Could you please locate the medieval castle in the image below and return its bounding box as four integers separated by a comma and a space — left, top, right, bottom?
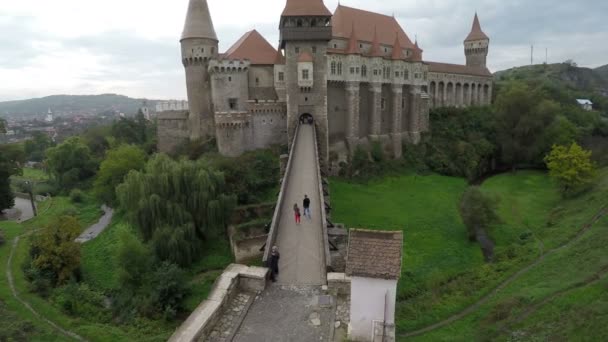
158, 0, 493, 164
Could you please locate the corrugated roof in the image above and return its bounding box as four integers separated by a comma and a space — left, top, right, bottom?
224, 30, 277, 65
465, 13, 489, 42
346, 229, 403, 280
426, 61, 492, 77
281, 0, 332, 17
332, 5, 415, 50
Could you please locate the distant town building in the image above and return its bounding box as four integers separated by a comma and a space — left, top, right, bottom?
156, 100, 189, 113
576, 99, 593, 111
346, 229, 403, 342
45, 108, 54, 123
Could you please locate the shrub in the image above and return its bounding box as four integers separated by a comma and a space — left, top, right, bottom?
52, 282, 110, 322
33, 182, 58, 196
69, 189, 85, 203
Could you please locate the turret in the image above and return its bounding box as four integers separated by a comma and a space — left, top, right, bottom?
279, 0, 332, 48
181, 0, 219, 140
464, 13, 489, 68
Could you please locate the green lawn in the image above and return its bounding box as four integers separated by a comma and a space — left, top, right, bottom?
331, 171, 565, 332
12, 167, 49, 182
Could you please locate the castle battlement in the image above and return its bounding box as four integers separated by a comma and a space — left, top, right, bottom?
209, 59, 250, 73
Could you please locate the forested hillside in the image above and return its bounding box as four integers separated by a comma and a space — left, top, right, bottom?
495, 63, 608, 93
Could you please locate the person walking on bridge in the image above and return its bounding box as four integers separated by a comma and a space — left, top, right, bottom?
269, 246, 280, 282
293, 203, 301, 224
303, 195, 311, 220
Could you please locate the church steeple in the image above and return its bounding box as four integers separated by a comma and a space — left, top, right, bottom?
181, 0, 217, 41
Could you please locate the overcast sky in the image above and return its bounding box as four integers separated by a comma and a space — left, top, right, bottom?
1, 0, 606, 102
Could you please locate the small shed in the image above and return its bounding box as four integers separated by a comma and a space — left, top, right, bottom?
346, 229, 403, 342
576, 99, 593, 111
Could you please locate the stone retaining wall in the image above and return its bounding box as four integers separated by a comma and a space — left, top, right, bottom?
168, 264, 268, 342
327, 272, 351, 296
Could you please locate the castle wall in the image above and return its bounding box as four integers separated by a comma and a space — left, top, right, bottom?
381, 84, 393, 135
215, 112, 252, 157
210, 63, 249, 112
249, 66, 277, 100
157, 111, 190, 153
327, 82, 347, 144
248, 101, 288, 149
428, 73, 493, 108
358, 83, 371, 138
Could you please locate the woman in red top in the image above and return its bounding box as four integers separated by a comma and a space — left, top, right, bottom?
293, 203, 301, 224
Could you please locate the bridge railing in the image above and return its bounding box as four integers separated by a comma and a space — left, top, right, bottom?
263, 120, 301, 265
312, 124, 332, 272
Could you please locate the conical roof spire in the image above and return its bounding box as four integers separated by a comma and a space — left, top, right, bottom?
346, 23, 360, 54
370, 26, 383, 57
391, 33, 404, 60
181, 0, 217, 41
465, 13, 489, 41
410, 40, 423, 62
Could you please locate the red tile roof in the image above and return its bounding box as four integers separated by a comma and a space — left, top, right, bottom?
465, 13, 489, 41
369, 27, 384, 57
332, 5, 415, 50
346, 229, 403, 280
346, 23, 360, 55
224, 30, 278, 65
426, 61, 492, 77
391, 33, 404, 60
298, 51, 314, 62
409, 40, 423, 62
281, 0, 331, 17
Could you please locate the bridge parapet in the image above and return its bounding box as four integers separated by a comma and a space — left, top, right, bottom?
312, 124, 332, 271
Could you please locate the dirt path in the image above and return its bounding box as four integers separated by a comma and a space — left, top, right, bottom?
399, 206, 608, 338
6, 232, 87, 341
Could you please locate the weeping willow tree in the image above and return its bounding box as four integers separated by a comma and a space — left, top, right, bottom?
117, 154, 235, 266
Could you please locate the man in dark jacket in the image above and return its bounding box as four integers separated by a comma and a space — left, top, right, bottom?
270, 246, 280, 282
303, 195, 311, 220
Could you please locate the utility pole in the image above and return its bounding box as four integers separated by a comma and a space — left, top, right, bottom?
531, 45, 534, 65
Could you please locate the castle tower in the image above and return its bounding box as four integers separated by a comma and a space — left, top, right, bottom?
279, 0, 333, 164
181, 0, 219, 140
464, 13, 489, 68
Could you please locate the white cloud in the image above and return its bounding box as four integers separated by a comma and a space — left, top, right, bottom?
0, 0, 606, 101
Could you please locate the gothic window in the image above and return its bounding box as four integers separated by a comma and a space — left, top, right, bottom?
331, 61, 336, 75
373, 69, 378, 76
337, 62, 343, 75
302, 69, 309, 80
404, 70, 409, 80
356, 67, 360, 74
278, 72, 284, 81
361, 65, 367, 77
350, 67, 355, 74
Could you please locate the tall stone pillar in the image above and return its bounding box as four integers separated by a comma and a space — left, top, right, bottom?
459, 84, 464, 107
471, 84, 477, 106
433, 83, 438, 109
346, 81, 360, 151
452, 84, 457, 107
408, 86, 421, 143
369, 83, 382, 139
390, 85, 403, 158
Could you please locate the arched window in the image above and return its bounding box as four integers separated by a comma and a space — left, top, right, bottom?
337, 62, 343, 75
331, 61, 336, 75
361, 65, 367, 77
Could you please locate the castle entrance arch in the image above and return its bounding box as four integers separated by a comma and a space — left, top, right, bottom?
299, 113, 314, 125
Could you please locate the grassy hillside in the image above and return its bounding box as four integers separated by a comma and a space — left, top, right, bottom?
596, 64, 608, 81
0, 94, 161, 119
331, 168, 608, 339
495, 63, 608, 92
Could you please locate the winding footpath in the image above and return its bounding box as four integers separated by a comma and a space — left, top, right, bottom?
399, 206, 608, 339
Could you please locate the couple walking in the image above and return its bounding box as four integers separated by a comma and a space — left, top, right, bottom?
293, 195, 311, 224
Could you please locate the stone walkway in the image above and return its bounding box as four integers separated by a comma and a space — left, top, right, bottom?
202, 292, 254, 342
1, 197, 36, 222
274, 124, 325, 286
233, 285, 333, 342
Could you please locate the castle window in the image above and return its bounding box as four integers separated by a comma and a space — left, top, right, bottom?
334, 43, 337, 48
359, 44, 363, 49
228, 98, 237, 110
361, 65, 367, 76
350, 67, 355, 75
302, 69, 310, 80
305, 97, 308, 102
312, 46, 317, 54
297, 19, 303, 27
278, 72, 284, 81
201, 48, 204, 53
381, 98, 386, 110
395, 72, 399, 77
295, 47, 300, 54
337, 62, 342, 75
311, 19, 316, 27
331, 61, 336, 75
228, 76, 232, 82
256, 77, 260, 85
404, 70, 409, 80
356, 67, 360, 74
373, 69, 378, 76
423, 72, 428, 80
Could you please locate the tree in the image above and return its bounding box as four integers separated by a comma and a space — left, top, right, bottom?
24, 132, 52, 162
28, 216, 81, 287
117, 154, 236, 266
544, 142, 596, 195
0, 143, 25, 211
94, 145, 146, 205
459, 187, 500, 241
45, 137, 96, 189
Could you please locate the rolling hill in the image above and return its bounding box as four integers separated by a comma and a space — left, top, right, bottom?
0, 94, 161, 119
495, 62, 608, 92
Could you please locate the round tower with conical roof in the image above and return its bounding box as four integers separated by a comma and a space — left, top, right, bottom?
464, 13, 489, 68
181, 0, 219, 140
